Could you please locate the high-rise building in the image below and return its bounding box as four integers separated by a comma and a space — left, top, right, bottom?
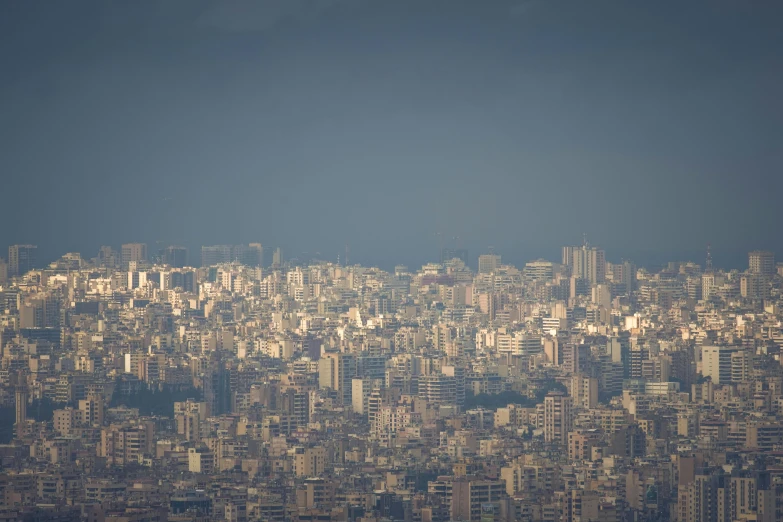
367, 388, 383, 428
203, 364, 232, 416
162, 245, 188, 268
187, 446, 215, 474
230, 244, 256, 267
246, 243, 263, 267
701, 346, 737, 384
740, 273, 769, 300
748, 250, 775, 277
120, 243, 147, 268
591, 283, 612, 309
96, 246, 118, 268
731, 350, 753, 383
279, 387, 311, 428
417, 373, 457, 406
8, 244, 37, 277
745, 251, 774, 301
293, 446, 327, 478
478, 254, 501, 274
450, 478, 507, 522
201, 244, 263, 267
417, 364, 466, 406
272, 247, 283, 268
607, 260, 636, 295
562, 246, 575, 267
201, 245, 233, 267
100, 421, 155, 466
352, 377, 373, 415
543, 391, 572, 446
79, 392, 105, 426
569, 375, 599, 409
20, 295, 60, 328
563, 244, 605, 284
629, 346, 649, 380
701, 272, 725, 302
524, 259, 554, 280
15, 388, 28, 439
428, 476, 507, 522
676, 468, 774, 522
160, 269, 196, 292
567, 490, 601, 522
318, 352, 356, 405
610, 424, 646, 458
441, 248, 469, 265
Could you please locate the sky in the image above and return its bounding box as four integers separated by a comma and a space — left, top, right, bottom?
1, 0, 782, 270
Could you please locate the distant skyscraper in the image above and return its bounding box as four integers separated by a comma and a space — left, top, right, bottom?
562, 246, 575, 267
272, 247, 283, 268
8, 244, 37, 277
97, 246, 119, 268
478, 254, 501, 274
607, 260, 636, 296
235, 243, 262, 267
441, 248, 468, 265
621, 260, 636, 294
121, 243, 147, 268
232, 244, 250, 265
202, 355, 232, 416
563, 244, 605, 284
748, 250, 775, 277
162, 245, 188, 268
201, 245, 232, 267
543, 391, 572, 446
201, 244, 262, 267
247, 243, 263, 267
15, 387, 28, 439
524, 259, 554, 280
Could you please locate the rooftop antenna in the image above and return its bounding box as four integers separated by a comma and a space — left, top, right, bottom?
582, 232, 588, 247
706, 243, 713, 272
345, 244, 349, 266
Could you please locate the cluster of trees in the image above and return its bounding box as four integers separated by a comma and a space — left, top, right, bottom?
0, 398, 65, 443
110, 385, 202, 417
0, 382, 202, 443
465, 379, 567, 410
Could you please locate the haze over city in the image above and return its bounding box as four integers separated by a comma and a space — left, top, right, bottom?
2, 0, 782, 269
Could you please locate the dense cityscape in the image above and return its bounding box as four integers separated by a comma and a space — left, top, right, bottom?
0, 241, 782, 522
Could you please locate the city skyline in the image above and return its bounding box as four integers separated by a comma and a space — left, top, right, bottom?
1, 239, 780, 274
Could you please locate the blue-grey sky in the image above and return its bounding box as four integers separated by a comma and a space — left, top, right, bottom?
1, 0, 782, 269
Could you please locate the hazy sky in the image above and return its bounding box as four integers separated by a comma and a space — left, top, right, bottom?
1, 0, 781, 269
